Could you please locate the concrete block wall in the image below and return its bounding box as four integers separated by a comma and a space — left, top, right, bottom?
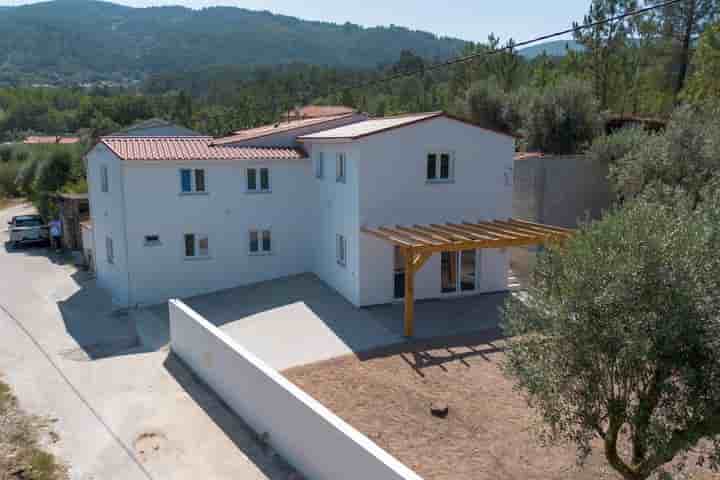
169, 299, 423, 480
513, 154, 613, 228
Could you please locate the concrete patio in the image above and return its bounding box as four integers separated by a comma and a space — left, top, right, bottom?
143, 273, 508, 370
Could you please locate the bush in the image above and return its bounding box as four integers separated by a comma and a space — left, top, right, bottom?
454, 79, 519, 135
523, 78, 603, 155
0, 160, 21, 197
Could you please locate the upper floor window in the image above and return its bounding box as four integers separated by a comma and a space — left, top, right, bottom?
247, 167, 270, 193
184, 233, 209, 259
315, 152, 324, 179
100, 165, 109, 193
180, 168, 206, 194
249, 229, 272, 255
426, 152, 453, 183
336, 153, 346, 183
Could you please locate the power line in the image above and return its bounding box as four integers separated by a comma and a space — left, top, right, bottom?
319, 0, 685, 100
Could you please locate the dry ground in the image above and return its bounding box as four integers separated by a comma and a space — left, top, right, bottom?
284, 336, 720, 480
1, 378, 67, 480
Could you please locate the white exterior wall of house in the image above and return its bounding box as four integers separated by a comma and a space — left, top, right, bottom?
119, 158, 314, 306
86, 144, 131, 307
355, 117, 513, 306
306, 143, 362, 305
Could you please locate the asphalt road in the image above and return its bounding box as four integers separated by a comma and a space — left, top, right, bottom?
0, 203, 293, 480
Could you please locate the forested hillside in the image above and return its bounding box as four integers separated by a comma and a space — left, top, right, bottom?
0, 0, 467, 85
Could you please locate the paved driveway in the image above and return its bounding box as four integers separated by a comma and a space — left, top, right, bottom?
145, 273, 507, 370
0, 203, 292, 480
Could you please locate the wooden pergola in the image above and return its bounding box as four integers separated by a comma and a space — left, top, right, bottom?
361, 218, 573, 337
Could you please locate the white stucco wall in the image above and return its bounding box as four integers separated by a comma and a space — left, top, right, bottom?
86, 144, 130, 307
306, 142, 361, 305
350, 116, 514, 306
120, 157, 314, 306
169, 299, 422, 480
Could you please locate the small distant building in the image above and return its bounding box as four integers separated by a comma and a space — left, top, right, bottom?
283, 105, 356, 121
604, 115, 666, 134
24, 136, 81, 145
107, 118, 204, 137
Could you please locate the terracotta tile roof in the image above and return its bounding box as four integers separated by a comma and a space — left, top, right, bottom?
514, 152, 544, 161
298, 111, 518, 141
284, 105, 355, 119
213, 113, 357, 145
101, 137, 307, 161
24, 136, 81, 144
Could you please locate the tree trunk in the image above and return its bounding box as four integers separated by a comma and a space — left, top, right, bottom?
675, 0, 697, 97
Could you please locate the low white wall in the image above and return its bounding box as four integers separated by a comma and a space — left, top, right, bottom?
169, 299, 423, 480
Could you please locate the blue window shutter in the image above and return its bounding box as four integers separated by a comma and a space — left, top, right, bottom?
181, 169, 192, 192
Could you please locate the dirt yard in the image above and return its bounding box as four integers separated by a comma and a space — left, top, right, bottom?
1, 377, 67, 480
284, 335, 719, 480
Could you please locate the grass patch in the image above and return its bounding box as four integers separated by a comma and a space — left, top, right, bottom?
0, 378, 67, 480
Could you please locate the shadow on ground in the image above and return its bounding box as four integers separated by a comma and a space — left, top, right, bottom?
163, 353, 297, 479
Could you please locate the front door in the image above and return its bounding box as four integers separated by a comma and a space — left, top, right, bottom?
442, 249, 477, 293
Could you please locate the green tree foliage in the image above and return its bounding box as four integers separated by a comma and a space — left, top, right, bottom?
682, 23, 720, 103
609, 103, 720, 205
648, 0, 719, 97
502, 195, 720, 480
522, 78, 603, 154
574, 0, 639, 109
452, 80, 519, 135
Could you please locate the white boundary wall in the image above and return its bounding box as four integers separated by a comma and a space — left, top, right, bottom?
169, 299, 423, 480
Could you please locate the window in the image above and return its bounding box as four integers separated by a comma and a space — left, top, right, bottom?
315, 152, 324, 179
336, 234, 347, 266
247, 168, 270, 192
184, 233, 209, 258
336, 153, 346, 183
249, 230, 272, 254
100, 165, 109, 193
105, 236, 114, 264
426, 152, 453, 182
144, 235, 161, 246
180, 168, 206, 193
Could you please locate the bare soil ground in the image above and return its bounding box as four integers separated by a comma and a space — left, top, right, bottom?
284, 337, 719, 480
1, 378, 67, 480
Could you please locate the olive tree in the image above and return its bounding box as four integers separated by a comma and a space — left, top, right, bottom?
502, 195, 720, 479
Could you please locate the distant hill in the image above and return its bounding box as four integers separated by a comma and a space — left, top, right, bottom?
519, 40, 585, 59
0, 0, 468, 86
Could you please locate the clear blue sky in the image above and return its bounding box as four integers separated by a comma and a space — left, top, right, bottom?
0, 0, 590, 43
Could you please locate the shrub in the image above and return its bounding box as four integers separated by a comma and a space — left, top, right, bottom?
523, 78, 603, 155
0, 160, 21, 197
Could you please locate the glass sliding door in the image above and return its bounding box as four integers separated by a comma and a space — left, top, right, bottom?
460, 249, 476, 291
394, 246, 405, 299
441, 251, 458, 293
442, 249, 478, 293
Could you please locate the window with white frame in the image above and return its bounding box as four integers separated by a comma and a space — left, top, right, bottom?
336, 153, 346, 183
426, 152, 454, 182
248, 229, 272, 254
105, 236, 114, 264
336, 234, 347, 266
100, 165, 109, 193
315, 151, 324, 179
180, 168, 206, 193
184, 233, 209, 258
247, 167, 270, 192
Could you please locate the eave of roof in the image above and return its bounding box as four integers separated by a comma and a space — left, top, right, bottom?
212, 113, 358, 146
100, 136, 307, 162
297, 111, 518, 142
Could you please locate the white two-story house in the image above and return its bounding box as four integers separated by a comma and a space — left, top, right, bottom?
86, 111, 517, 309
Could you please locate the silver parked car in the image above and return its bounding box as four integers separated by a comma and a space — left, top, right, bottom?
8, 214, 49, 247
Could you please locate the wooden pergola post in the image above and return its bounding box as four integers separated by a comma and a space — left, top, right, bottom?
404, 247, 415, 337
